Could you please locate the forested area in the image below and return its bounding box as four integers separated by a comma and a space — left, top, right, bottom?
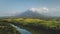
0, 22, 21, 34
1, 18, 60, 34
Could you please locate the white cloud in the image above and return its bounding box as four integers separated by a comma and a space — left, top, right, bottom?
29, 8, 49, 13
49, 7, 60, 11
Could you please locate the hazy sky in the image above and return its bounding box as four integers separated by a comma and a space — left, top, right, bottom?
0, 0, 60, 17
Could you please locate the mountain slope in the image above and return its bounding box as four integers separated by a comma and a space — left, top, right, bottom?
16, 10, 47, 19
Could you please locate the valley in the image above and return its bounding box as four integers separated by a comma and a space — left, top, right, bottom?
0, 0, 60, 34
0, 18, 60, 34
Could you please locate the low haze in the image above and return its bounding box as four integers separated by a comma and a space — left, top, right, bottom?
0, 0, 60, 17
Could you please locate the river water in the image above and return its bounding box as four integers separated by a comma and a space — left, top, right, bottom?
10, 24, 32, 34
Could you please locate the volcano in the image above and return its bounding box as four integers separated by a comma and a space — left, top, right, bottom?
16, 9, 46, 18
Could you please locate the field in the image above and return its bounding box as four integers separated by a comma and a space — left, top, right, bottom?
1, 18, 60, 34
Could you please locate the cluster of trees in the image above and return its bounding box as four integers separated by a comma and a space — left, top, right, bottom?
0, 22, 21, 34
1, 18, 60, 34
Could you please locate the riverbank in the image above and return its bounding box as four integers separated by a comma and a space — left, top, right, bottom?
0, 22, 21, 34
11, 23, 52, 34
10, 24, 32, 34
11, 22, 60, 34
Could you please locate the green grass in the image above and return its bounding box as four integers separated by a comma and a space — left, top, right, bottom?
1, 18, 60, 34
5, 18, 60, 29
0, 22, 21, 34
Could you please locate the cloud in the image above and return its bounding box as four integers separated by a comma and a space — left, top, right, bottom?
29, 7, 60, 16
48, 7, 60, 11
29, 8, 49, 13
44, 7, 60, 16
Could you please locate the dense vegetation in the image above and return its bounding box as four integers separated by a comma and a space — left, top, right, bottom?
1, 18, 60, 34
0, 22, 21, 34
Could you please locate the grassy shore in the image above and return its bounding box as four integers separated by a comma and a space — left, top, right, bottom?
0, 22, 21, 34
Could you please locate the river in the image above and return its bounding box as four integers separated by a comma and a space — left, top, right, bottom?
10, 24, 32, 34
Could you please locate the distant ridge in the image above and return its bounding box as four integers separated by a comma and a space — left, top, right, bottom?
15, 10, 47, 19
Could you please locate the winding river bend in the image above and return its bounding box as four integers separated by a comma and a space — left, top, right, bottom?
10, 24, 32, 34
